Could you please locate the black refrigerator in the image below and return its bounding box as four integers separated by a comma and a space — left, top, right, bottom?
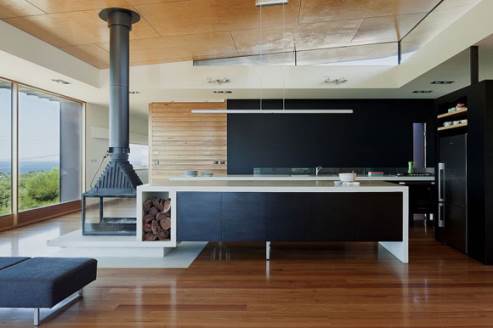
438, 134, 468, 253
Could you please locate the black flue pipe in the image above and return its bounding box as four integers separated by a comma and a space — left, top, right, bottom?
99, 8, 140, 160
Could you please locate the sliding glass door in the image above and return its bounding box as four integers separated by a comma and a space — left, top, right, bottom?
0, 79, 12, 216
18, 87, 61, 210
18, 86, 82, 211
0, 79, 83, 220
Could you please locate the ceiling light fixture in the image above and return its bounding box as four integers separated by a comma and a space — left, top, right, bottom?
207, 78, 231, 85
51, 78, 70, 85
413, 90, 433, 94
431, 80, 455, 85
212, 90, 233, 94
256, 0, 288, 7
323, 77, 348, 85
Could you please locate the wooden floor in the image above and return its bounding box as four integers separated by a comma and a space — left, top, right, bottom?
0, 213, 492, 327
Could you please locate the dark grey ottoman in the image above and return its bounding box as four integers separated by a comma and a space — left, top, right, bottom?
0, 257, 97, 326
0, 257, 30, 270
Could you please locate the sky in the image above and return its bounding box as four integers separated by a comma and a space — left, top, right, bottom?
18, 91, 60, 163
0, 86, 11, 163
0, 86, 60, 164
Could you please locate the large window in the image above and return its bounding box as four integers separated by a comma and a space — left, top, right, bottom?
0, 80, 84, 217
18, 87, 61, 210
0, 79, 12, 216
18, 86, 82, 211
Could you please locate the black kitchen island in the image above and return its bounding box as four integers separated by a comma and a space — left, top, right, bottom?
137, 180, 409, 263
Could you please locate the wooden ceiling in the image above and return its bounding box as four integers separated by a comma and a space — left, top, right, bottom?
0, 0, 453, 68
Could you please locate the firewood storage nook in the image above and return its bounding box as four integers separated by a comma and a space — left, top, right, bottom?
137, 190, 176, 246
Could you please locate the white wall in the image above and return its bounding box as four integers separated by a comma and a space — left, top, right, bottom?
85, 103, 148, 190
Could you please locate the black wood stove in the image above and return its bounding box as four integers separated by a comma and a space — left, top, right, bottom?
82, 8, 142, 236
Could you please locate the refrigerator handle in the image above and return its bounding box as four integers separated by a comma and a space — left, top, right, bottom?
438, 162, 445, 202
438, 203, 445, 228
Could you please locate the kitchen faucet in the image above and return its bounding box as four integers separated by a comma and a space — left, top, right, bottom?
315, 166, 323, 176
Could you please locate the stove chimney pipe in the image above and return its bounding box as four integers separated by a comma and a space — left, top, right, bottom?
99, 8, 140, 160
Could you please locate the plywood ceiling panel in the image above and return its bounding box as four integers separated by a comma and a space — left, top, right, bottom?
295, 19, 362, 50
232, 28, 295, 55
26, 0, 134, 13
0, 0, 475, 67
135, 0, 217, 36
0, 0, 44, 19
5, 9, 159, 47
62, 43, 110, 68
352, 13, 426, 44
209, 0, 300, 32
110, 32, 238, 66
300, 0, 441, 24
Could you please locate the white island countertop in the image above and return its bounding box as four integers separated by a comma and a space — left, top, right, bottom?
169, 174, 434, 182
141, 180, 408, 193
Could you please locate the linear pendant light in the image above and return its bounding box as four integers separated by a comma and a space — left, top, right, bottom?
191, 109, 354, 114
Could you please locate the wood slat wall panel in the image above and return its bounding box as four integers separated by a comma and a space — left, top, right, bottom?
149, 102, 227, 183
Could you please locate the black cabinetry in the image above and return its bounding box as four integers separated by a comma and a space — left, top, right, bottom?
221, 193, 266, 241
176, 192, 403, 243
435, 81, 493, 264
176, 193, 221, 241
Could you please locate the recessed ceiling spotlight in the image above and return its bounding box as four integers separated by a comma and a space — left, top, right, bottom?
129, 91, 140, 95
213, 90, 233, 94
431, 80, 455, 85
51, 78, 70, 85
256, 0, 288, 6
323, 77, 348, 85
207, 78, 231, 85
413, 90, 433, 94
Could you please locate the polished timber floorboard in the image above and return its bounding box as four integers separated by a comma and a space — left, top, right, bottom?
1, 211, 493, 327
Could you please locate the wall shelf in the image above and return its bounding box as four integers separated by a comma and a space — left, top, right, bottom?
437, 123, 468, 131
437, 108, 468, 119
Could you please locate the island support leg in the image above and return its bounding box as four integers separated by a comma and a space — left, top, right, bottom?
378, 188, 409, 263
266, 241, 271, 261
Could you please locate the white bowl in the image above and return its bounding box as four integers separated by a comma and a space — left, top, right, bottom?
339, 173, 356, 182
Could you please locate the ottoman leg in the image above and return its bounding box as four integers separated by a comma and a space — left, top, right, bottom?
32, 289, 83, 326
34, 308, 40, 326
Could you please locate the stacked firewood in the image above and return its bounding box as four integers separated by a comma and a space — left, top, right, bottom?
142, 198, 171, 241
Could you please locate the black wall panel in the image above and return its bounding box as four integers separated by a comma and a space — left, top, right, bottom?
227, 99, 435, 174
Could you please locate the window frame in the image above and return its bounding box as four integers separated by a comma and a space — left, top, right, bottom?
0, 76, 85, 228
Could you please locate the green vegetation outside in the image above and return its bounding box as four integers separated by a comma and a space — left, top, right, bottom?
0, 168, 60, 215
0, 172, 10, 215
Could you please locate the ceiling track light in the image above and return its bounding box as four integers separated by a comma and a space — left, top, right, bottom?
207, 77, 231, 85
129, 90, 140, 95
431, 80, 455, 85
323, 77, 348, 85
51, 78, 70, 85
212, 90, 233, 94
413, 90, 433, 94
